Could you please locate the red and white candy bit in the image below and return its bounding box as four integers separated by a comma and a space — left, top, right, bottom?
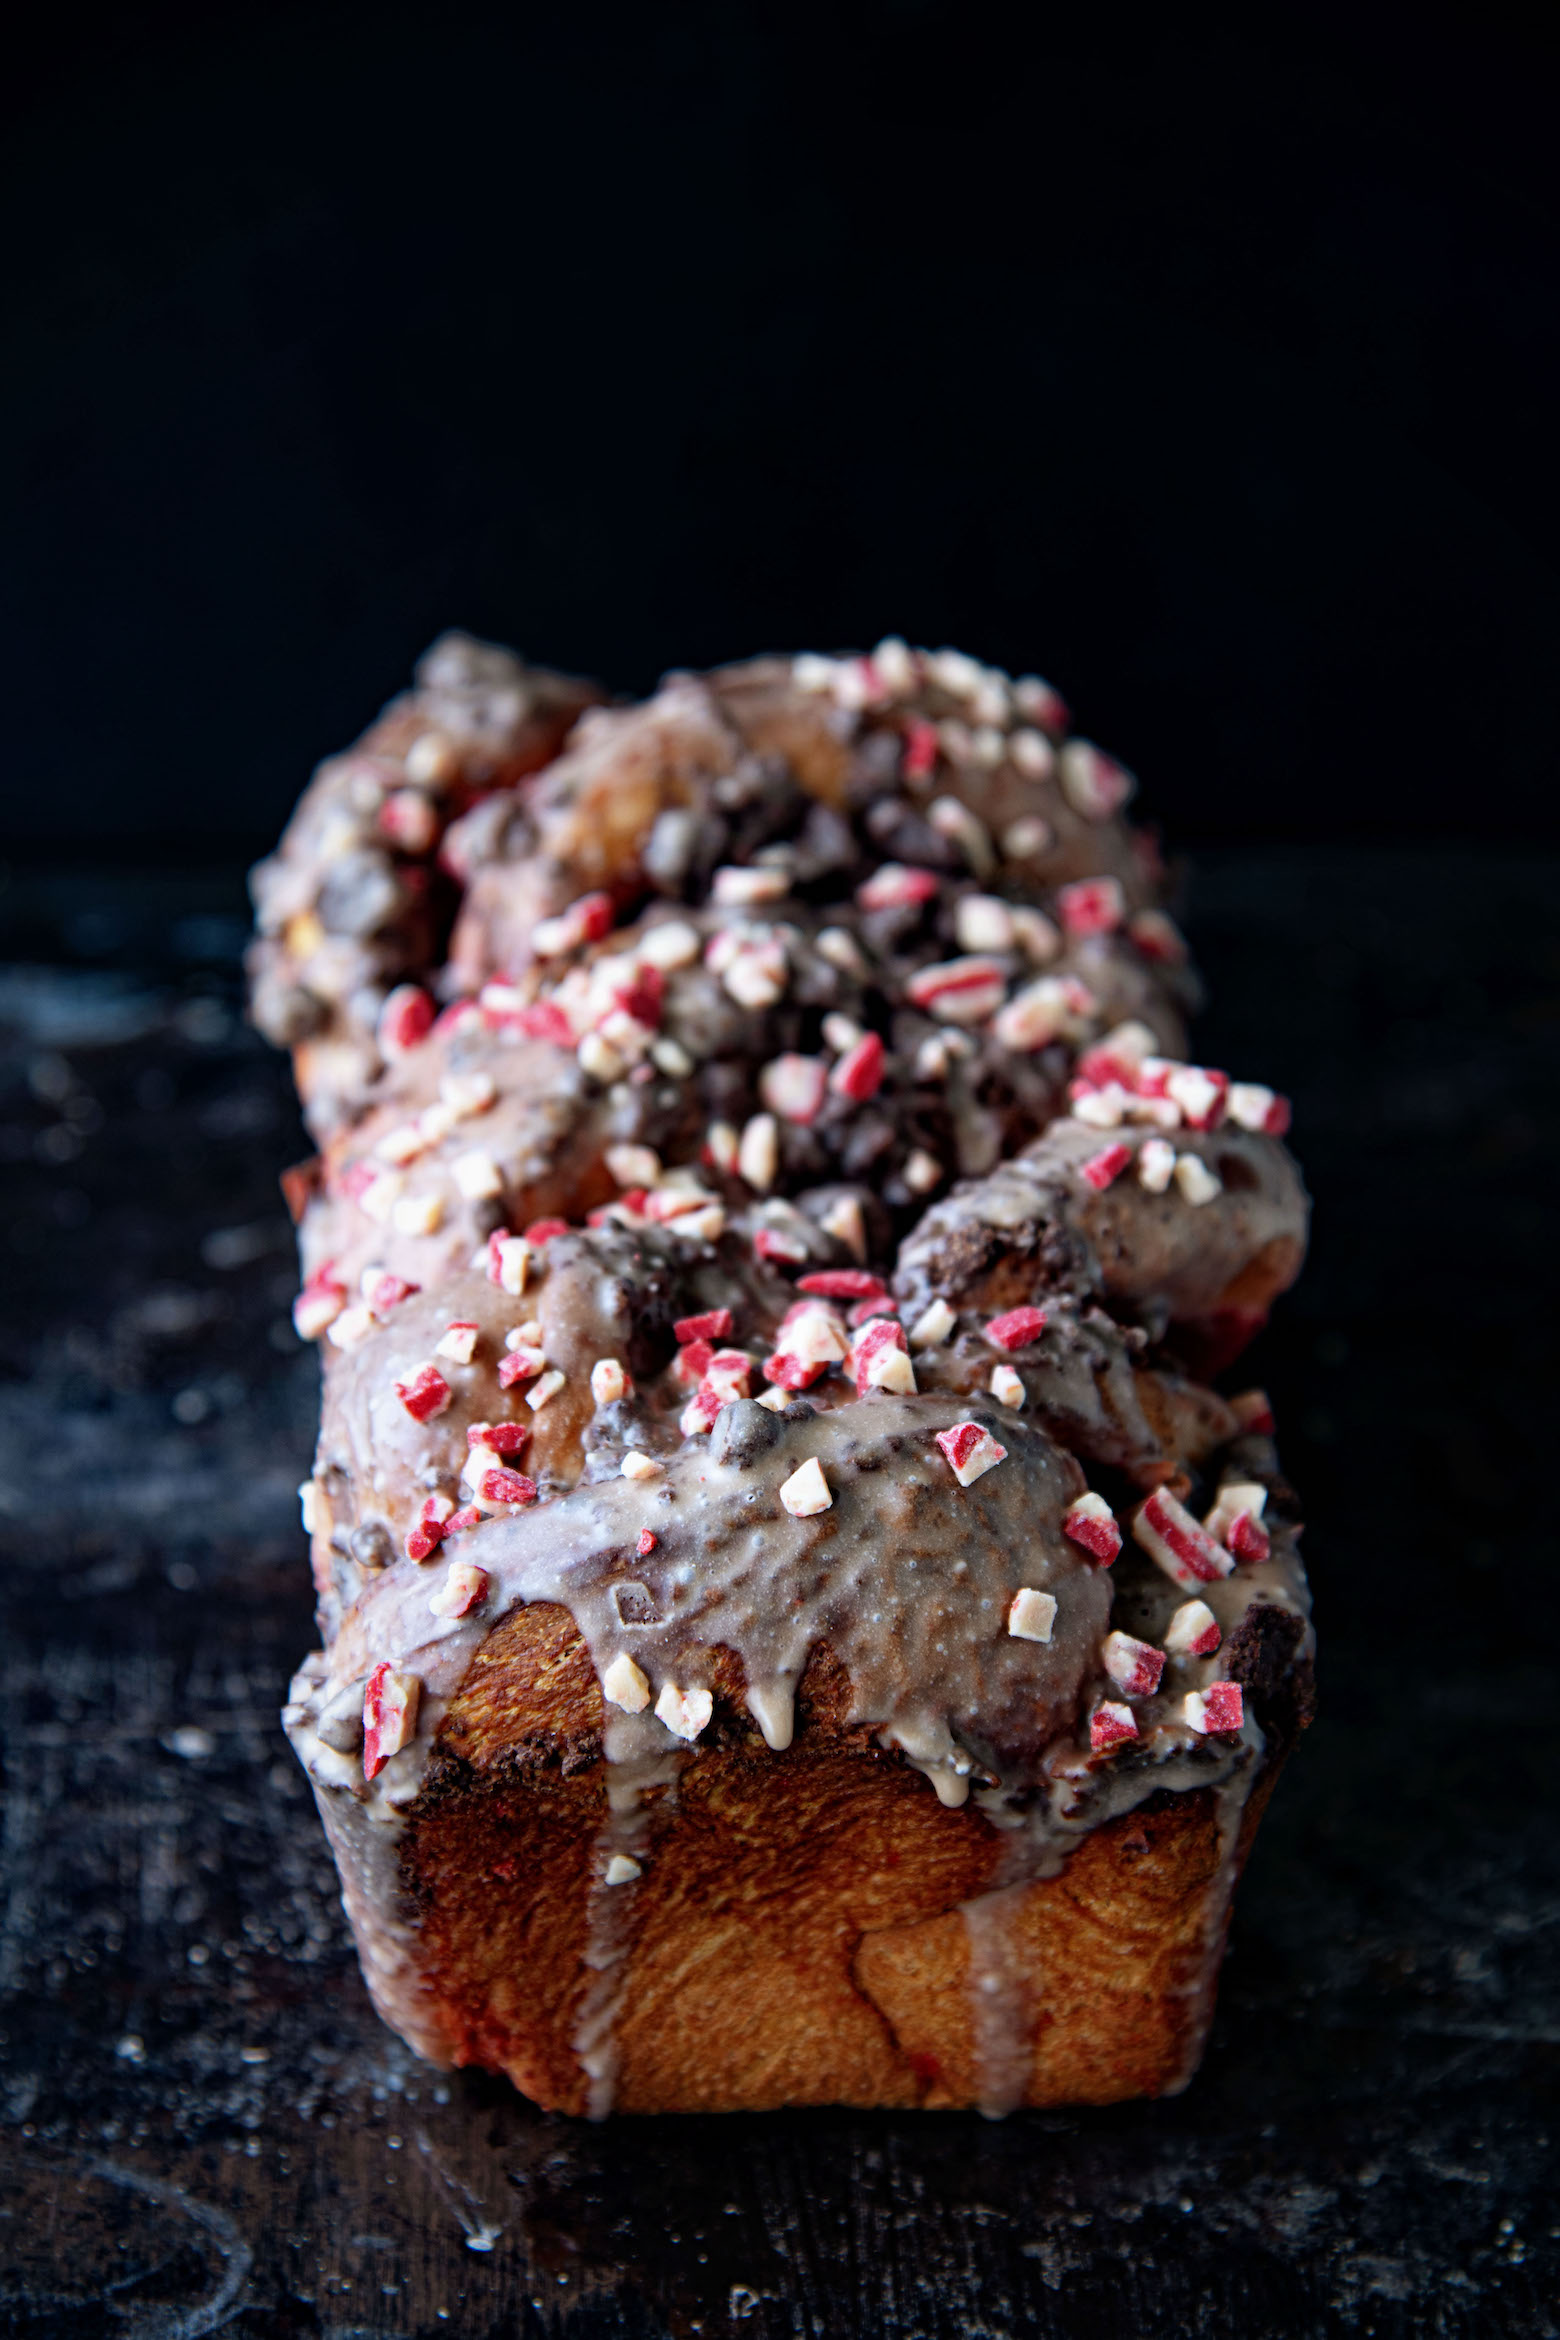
486, 1230, 531, 1296
1227, 1512, 1272, 1563
738, 1112, 779, 1192
432, 995, 481, 1040
818, 1193, 867, 1260
1070, 1082, 1131, 1129
1127, 908, 1188, 964
830, 1029, 887, 1102
378, 788, 438, 853
989, 1362, 1026, 1409
443, 1504, 482, 1536
674, 1337, 714, 1387
479, 1467, 537, 1509
1080, 1141, 1133, 1191
434, 1319, 479, 1365
1063, 1493, 1123, 1565
497, 1346, 546, 1389
1014, 673, 1069, 732
404, 1493, 456, 1563
531, 889, 614, 958
905, 956, 1007, 1025
992, 975, 1077, 1052
935, 1421, 1008, 1487
984, 1305, 1048, 1352
656, 1682, 715, 1742
1057, 876, 1126, 937
1184, 1682, 1245, 1736
797, 1270, 885, 1303
1058, 739, 1135, 820
704, 1349, 754, 1403
680, 1386, 723, 1436
1137, 1137, 1176, 1193
1089, 1700, 1139, 1753
524, 1216, 570, 1246
605, 1142, 661, 1190
1008, 1586, 1058, 1642
760, 1053, 828, 1124
637, 1528, 658, 1556
1229, 1388, 1276, 1435
851, 1317, 917, 1397
1174, 1153, 1222, 1206
1227, 1081, 1292, 1136
362, 1662, 420, 1780
903, 1149, 942, 1195
590, 1358, 632, 1406
753, 1224, 809, 1266
429, 1561, 488, 1620
1101, 1630, 1166, 1698
1075, 1022, 1156, 1089
378, 984, 435, 1056
364, 1271, 420, 1315
675, 1308, 733, 1344
1203, 1478, 1269, 1552
901, 718, 940, 784
929, 795, 995, 876
766, 1300, 850, 1390
713, 864, 790, 907
956, 894, 1015, 954
393, 1364, 452, 1423
779, 1456, 833, 1517
292, 1264, 346, 1341
1163, 1599, 1223, 1658
909, 1298, 956, 1348
1165, 1065, 1229, 1132
514, 999, 575, 1047
857, 862, 940, 912
469, 1420, 528, 1455
1133, 1487, 1235, 1588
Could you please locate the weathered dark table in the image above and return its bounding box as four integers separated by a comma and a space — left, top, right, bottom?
1, 851, 1555, 2337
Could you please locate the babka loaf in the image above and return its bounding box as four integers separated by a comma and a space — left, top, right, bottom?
263, 638, 1312, 2115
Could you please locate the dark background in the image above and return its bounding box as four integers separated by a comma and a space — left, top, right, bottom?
3, 0, 1559, 861
3, 9, 1560, 2337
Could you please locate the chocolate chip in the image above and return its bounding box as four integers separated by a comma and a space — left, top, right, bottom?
709, 1399, 783, 1468
349, 1520, 395, 1571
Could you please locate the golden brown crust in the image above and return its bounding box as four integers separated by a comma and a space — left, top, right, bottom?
397, 1603, 1296, 2114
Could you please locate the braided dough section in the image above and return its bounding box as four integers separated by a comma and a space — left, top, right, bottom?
248, 633, 600, 1134
267, 638, 1313, 2114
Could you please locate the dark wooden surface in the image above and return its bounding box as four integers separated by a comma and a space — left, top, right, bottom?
1, 850, 1556, 2338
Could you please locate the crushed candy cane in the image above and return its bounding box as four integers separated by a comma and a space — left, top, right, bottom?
1163, 1600, 1223, 1658
779, 1456, 833, 1515
655, 1682, 714, 1741
393, 1364, 452, 1423
935, 1421, 1008, 1487
603, 1653, 651, 1713
984, 1305, 1047, 1351
362, 1663, 420, 1780
1089, 1700, 1138, 1753
1133, 1486, 1235, 1588
1183, 1682, 1245, 1736
429, 1561, 488, 1619
1063, 1493, 1122, 1565
1008, 1587, 1057, 1642
1101, 1630, 1165, 1698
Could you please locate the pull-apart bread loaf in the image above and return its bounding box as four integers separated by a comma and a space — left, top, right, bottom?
259, 639, 1312, 2115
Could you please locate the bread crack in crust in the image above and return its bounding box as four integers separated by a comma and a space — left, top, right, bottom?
265, 638, 1312, 2115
